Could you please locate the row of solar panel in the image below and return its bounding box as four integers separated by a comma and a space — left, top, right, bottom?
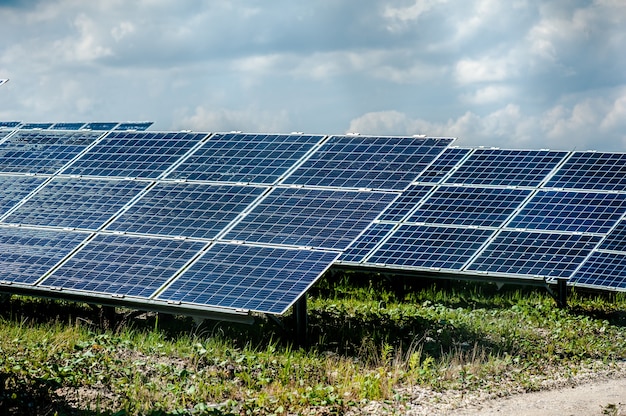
1, 127, 626, 319
0, 121, 153, 131
0, 130, 452, 190
2, 129, 625, 191
0, 129, 456, 315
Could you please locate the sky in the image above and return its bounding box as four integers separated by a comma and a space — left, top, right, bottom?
1, 0, 625, 151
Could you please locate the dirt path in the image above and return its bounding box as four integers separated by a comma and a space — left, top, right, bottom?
448, 377, 626, 416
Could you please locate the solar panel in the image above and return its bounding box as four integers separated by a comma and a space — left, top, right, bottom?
157, 242, 340, 314
83, 122, 119, 131
466, 231, 602, 278
51, 122, 86, 130
444, 149, 567, 186
0, 175, 47, 217
339, 222, 395, 263
367, 225, 494, 270
570, 251, 626, 290
0, 226, 89, 285
223, 187, 397, 250
507, 190, 626, 234
166, 133, 324, 184
413, 147, 471, 183
2, 178, 148, 230
0, 130, 102, 174
377, 185, 434, 222
20, 123, 53, 130
545, 152, 626, 191
0, 121, 20, 128
599, 221, 626, 251
40, 234, 207, 298
405, 186, 532, 227
283, 136, 453, 190
61, 131, 207, 179
106, 183, 266, 239
115, 122, 153, 131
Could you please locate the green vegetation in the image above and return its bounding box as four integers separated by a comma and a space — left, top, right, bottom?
1, 274, 625, 415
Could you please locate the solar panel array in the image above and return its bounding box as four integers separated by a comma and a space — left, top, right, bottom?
341, 148, 626, 292
2, 120, 626, 320
0, 123, 454, 316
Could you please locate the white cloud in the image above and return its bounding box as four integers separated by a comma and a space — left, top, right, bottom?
383, 0, 447, 31
461, 85, 516, 105
179, 106, 291, 133
455, 56, 516, 84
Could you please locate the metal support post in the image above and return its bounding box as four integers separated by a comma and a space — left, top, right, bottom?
294, 295, 308, 348
557, 278, 568, 309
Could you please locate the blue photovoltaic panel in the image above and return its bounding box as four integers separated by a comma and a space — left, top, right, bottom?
0, 226, 88, 284
62, 131, 206, 178
414, 147, 471, 183
0, 131, 10, 140
599, 221, 626, 251
339, 222, 395, 263
157, 243, 340, 314
224, 187, 397, 250
367, 225, 494, 270
51, 122, 86, 130
115, 122, 153, 131
106, 183, 266, 239
3, 178, 148, 230
0, 121, 20, 128
466, 231, 602, 278
283, 136, 453, 190
545, 152, 626, 191
166, 133, 323, 184
0, 175, 47, 216
406, 186, 532, 227
377, 185, 434, 222
83, 122, 118, 130
0, 130, 102, 174
20, 123, 53, 130
41, 234, 207, 297
507, 190, 626, 234
570, 251, 626, 290
444, 149, 567, 186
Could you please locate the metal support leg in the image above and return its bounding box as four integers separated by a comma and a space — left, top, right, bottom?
294, 295, 308, 348
557, 279, 568, 309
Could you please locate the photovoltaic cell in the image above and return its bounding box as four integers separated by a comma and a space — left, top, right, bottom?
62, 131, 206, 178
41, 234, 207, 298
507, 190, 626, 234
339, 222, 395, 263
0, 130, 102, 174
570, 251, 626, 290
405, 186, 532, 227
0, 121, 20, 128
413, 147, 471, 183
283, 136, 452, 190
2, 178, 148, 230
599, 221, 626, 251
0, 226, 88, 285
224, 187, 397, 250
0, 175, 47, 216
367, 225, 494, 270
444, 149, 567, 186
106, 183, 266, 239
157, 243, 340, 314
466, 231, 602, 278
377, 185, 434, 222
545, 152, 626, 191
166, 133, 323, 184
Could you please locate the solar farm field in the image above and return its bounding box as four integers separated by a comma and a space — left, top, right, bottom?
1, 276, 625, 415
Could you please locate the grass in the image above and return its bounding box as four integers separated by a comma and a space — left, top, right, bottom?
1, 273, 625, 415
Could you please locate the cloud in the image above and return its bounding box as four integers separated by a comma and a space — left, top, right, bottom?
349, 89, 626, 151
179, 106, 291, 133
